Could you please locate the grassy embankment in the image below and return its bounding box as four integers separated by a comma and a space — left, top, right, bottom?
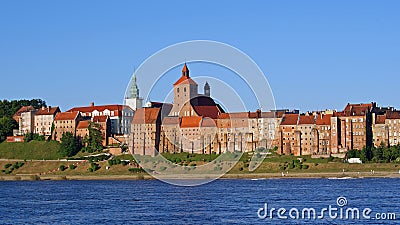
0, 140, 63, 160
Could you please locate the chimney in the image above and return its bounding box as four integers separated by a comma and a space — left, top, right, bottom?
42, 106, 45, 110
90, 102, 95, 107
48, 106, 51, 112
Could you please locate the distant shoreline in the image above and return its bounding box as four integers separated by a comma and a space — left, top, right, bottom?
1, 171, 399, 181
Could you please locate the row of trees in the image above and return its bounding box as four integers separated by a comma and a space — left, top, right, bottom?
347, 143, 400, 163
59, 122, 104, 157
0, 99, 46, 142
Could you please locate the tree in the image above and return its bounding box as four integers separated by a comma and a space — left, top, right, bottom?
82, 122, 104, 153
60, 132, 80, 157
360, 147, 373, 162
24, 132, 45, 142
0, 99, 46, 118
0, 116, 18, 142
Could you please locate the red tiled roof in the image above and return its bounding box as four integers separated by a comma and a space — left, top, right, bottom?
162, 117, 180, 125
132, 108, 160, 124
93, 115, 108, 123
375, 115, 386, 124
76, 120, 90, 129
180, 116, 202, 128
333, 111, 345, 117
36, 106, 60, 116
299, 115, 315, 125
55, 111, 79, 121
67, 104, 126, 113
386, 111, 400, 119
344, 103, 373, 112
281, 114, 299, 125
193, 106, 220, 119
218, 112, 258, 119
316, 114, 332, 125
342, 103, 372, 116
201, 117, 216, 127
261, 112, 276, 118
173, 76, 197, 86
13, 106, 35, 120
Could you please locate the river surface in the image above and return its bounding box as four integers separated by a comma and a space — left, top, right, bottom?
0, 178, 399, 224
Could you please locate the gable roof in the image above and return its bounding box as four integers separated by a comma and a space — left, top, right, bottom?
35, 106, 60, 116
55, 111, 80, 121
201, 117, 217, 127
281, 114, 299, 125
342, 103, 373, 116
218, 112, 259, 119
132, 108, 160, 124
298, 115, 315, 125
67, 104, 126, 114
386, 111, 400, 119
162, 117, 180, 125
316, 114, 332, 125
13, 106, 35, 121
180, 116, 202, 128
93, 115, 108, 123
76, 120, 90, 129
193, 106, 220, 119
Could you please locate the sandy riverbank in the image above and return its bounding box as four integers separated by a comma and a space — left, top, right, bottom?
1, 171, 400, 181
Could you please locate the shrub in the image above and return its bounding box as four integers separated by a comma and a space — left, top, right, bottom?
302, 165, 309, 169
314, 163, 319, 166
89, 162, 100, 172
4, 163, 12, 169
121, 161, 129, 166
69, 164, 76, 170
239, 167, 244, 171
59, 165, 66, 171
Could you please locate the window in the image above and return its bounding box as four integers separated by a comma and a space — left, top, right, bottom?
177, 88, 180, 93
184, 87, 186, 92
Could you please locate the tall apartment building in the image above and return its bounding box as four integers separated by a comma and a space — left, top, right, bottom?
13, 106, 37, 135
34, 106, 60, 137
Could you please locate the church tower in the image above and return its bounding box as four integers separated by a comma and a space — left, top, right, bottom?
204, 82, 210, 97
125, 74, 143, 111
169, 63, 198, 116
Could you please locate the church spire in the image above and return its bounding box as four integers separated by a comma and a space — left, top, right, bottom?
182, 63, 189, 77
129, 73, 139, 98
204, 81, 210, 97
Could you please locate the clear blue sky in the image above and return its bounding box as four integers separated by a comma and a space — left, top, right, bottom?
1, 1, 399, 112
